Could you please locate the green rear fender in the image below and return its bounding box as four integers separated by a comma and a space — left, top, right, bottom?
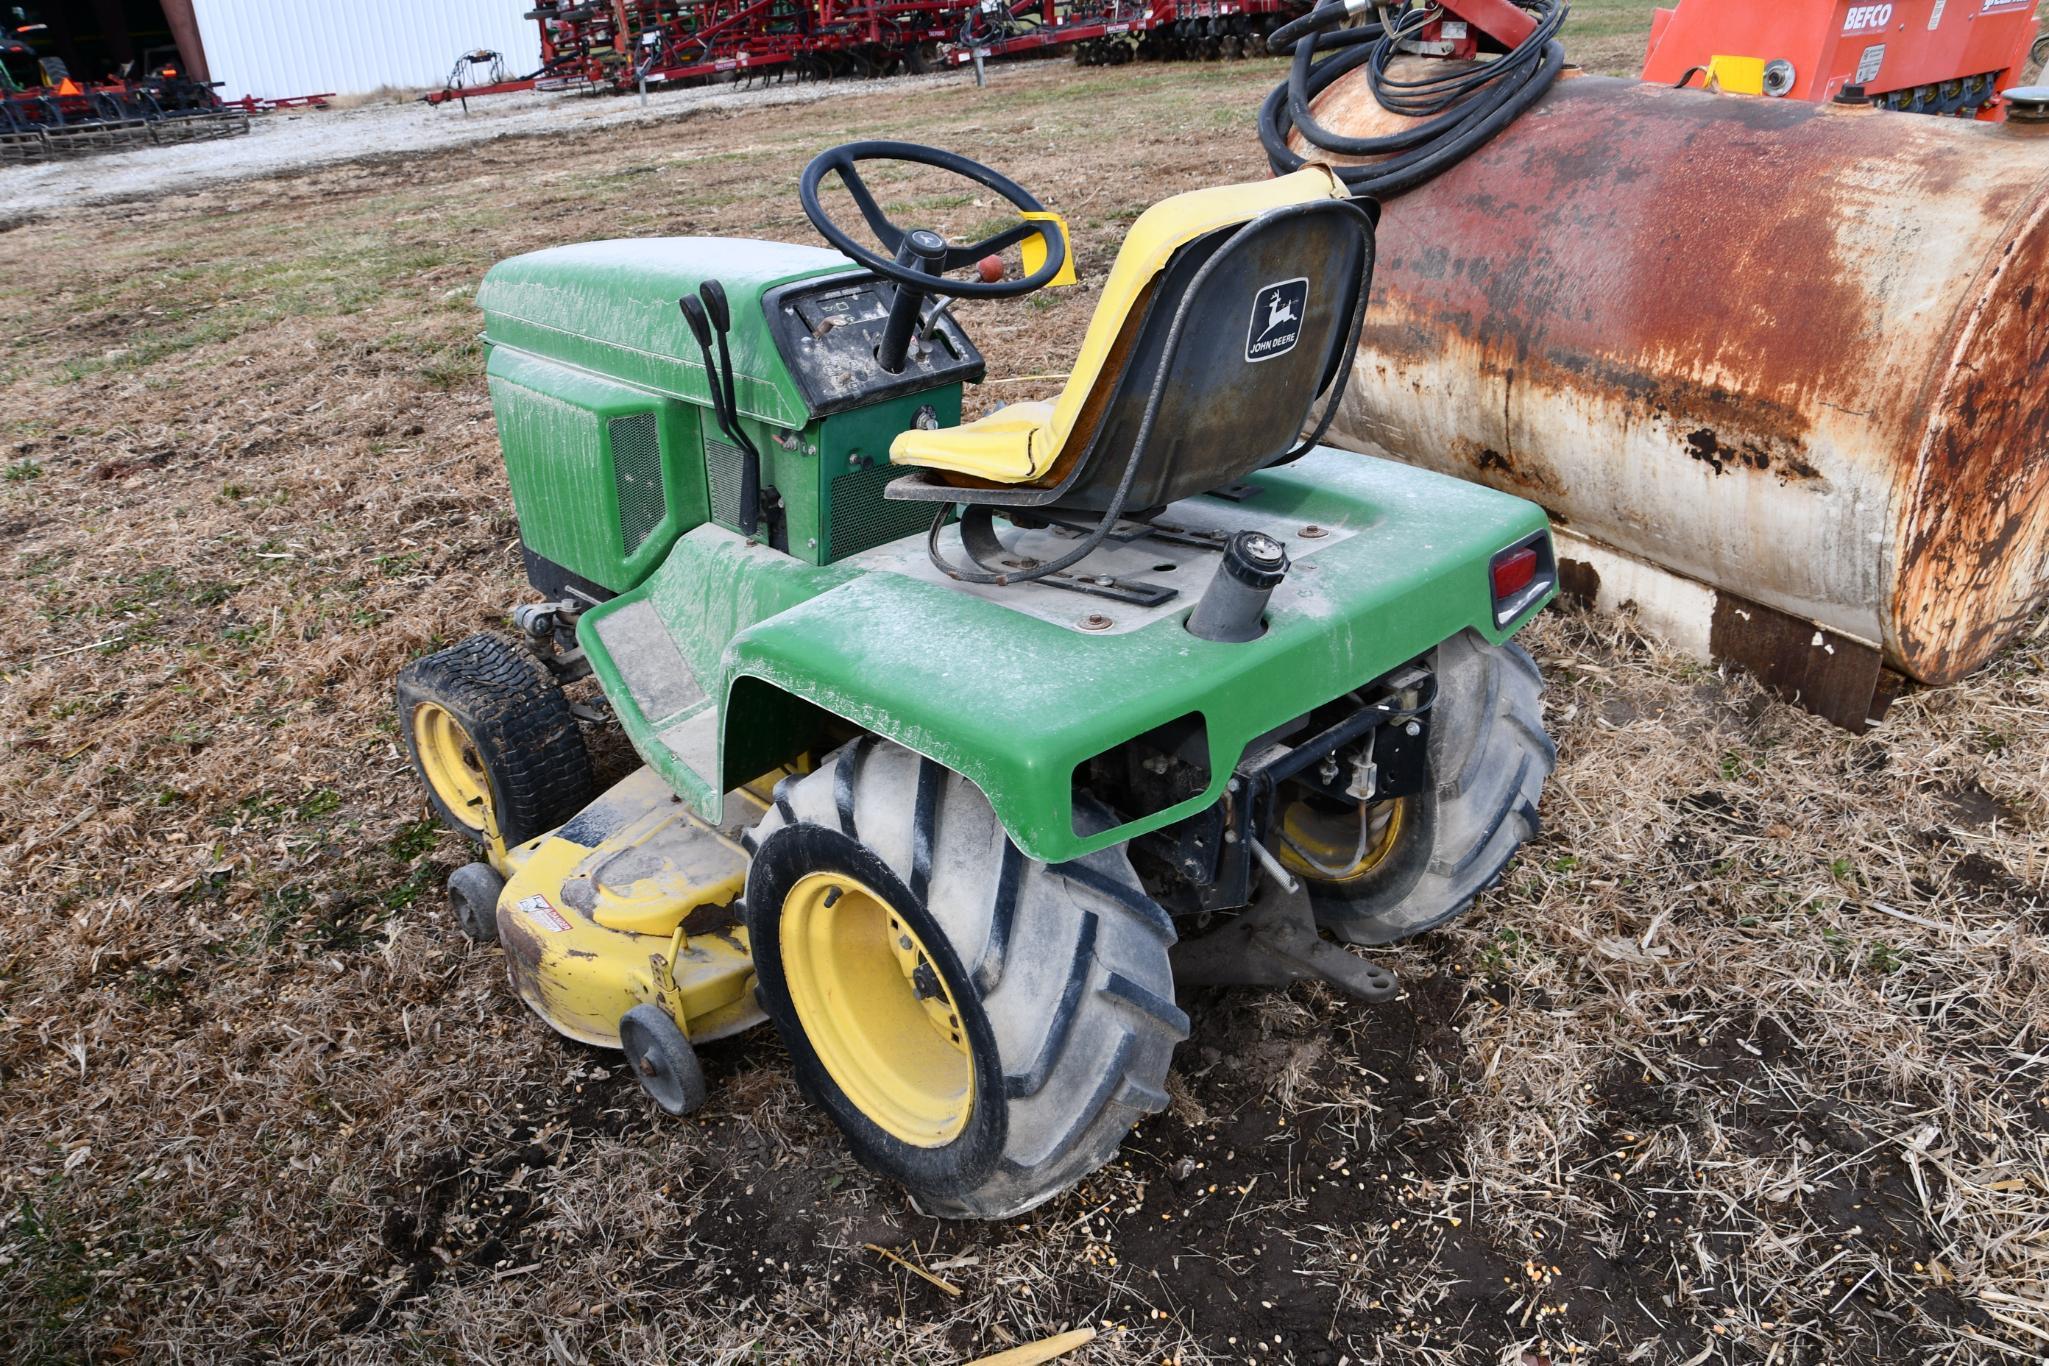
579, 451, 1551, 866
706, 453, 1550, 865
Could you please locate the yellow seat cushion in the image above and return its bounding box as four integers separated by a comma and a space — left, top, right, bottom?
892, 400, 1054, 484
889, 165, 1350, 485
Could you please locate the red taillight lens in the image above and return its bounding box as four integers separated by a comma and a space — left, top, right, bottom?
1491, 546, 1538, 600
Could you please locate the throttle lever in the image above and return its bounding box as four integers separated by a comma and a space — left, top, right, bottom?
679, 293, 714, 351
699, 278, 731, 333
698, 281, 760, 538
698, 282, 743, 438
677, 286, 761, 538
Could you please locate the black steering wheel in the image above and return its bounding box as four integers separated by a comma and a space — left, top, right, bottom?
799, 140, 1070, 300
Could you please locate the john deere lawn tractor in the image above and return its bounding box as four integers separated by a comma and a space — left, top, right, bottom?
397, 141, 1558, 1218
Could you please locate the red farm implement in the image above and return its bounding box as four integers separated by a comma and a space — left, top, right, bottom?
966, 0, 1306, 68
1, 48, 251, 163
1642, 0, 2043, 118
425, 0, 1314, 106
0, 75, 149, 161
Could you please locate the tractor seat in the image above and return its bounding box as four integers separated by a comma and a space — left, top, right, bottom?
886, 164, 1374, 518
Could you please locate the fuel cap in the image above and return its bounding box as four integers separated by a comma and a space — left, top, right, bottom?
1225, 530, 1291, 588
1239, 532, 1286, 569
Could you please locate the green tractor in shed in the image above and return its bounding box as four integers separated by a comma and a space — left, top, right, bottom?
396, 142, 1557, 1217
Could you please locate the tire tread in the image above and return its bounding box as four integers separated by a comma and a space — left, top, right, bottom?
395, 632, 593, 846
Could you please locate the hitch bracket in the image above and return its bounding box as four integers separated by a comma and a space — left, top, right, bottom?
1172, 879, 1400, 1003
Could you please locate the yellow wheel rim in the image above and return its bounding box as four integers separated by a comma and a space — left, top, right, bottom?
779, 871, 973, 1147
1277, 797, 1406, 885
411, 701, 491, 833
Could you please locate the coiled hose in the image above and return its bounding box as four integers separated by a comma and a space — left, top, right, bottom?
1258, 0, 1569, 198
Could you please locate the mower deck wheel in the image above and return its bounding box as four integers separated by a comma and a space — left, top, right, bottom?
395, 631, 595, 848
1307, 630, 1556, 945
619, 1004, 707, 1116
446, 862, 506, 942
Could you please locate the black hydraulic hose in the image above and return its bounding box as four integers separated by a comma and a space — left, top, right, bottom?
1259, 0, 1569, 199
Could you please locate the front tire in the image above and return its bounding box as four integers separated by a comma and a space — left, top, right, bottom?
395, 632, 595, 847
1296, 630, 1555, 946
744, 739, 1188, 1219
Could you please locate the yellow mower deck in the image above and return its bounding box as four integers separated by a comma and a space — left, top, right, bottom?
491, 765, 773, 1049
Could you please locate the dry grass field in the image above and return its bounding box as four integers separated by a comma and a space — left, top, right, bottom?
4, 24, 2047, 1366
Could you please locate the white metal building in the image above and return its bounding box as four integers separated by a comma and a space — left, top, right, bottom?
187, 0, 544, 98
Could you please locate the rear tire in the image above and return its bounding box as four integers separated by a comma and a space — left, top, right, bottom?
745, 739, 1187, 1219
396, 631, 595, 847
1305, 630, 1554, 946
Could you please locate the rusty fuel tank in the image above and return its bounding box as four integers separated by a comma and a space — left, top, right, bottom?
1303, 69, 2049, 721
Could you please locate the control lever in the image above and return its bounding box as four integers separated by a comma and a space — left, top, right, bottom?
918, 295, 959, 342
678, 282, 761, 537
920, 255, 998, 341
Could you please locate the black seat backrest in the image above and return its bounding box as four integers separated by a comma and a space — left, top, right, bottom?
1043, 198, 1375, 514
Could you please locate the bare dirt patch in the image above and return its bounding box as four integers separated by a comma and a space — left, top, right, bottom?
3, 53, 2046, 1366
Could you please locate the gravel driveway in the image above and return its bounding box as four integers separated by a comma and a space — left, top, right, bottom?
0, 68, 954, 220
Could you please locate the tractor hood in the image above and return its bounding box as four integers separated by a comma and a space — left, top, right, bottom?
478, 237, 859, 429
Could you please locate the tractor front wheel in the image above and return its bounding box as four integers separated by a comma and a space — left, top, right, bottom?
744, 739, 1188, 1220
396, 631, 595, 848
1288, 630, 1555, 946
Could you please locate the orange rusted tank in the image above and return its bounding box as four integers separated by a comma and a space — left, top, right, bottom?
1307, 69, 2049, 699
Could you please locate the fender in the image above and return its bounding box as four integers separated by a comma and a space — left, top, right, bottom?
580, 449, 1551, 864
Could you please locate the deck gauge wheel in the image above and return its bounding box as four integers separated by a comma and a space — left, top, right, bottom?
620, 1004, 708, 1116
446, 863, 506, 943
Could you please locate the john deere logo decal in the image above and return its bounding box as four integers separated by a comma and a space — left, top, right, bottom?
1246, 278, 1307, 363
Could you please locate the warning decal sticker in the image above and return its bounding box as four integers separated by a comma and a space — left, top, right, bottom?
517, 894, 572, 933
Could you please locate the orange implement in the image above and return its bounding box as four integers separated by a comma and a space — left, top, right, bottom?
1642, 0, 2041, 120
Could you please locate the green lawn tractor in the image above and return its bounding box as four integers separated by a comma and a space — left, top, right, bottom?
397, 142, 1558, 1218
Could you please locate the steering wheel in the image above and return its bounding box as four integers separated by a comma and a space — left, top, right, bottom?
798, 141, 1070, 301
